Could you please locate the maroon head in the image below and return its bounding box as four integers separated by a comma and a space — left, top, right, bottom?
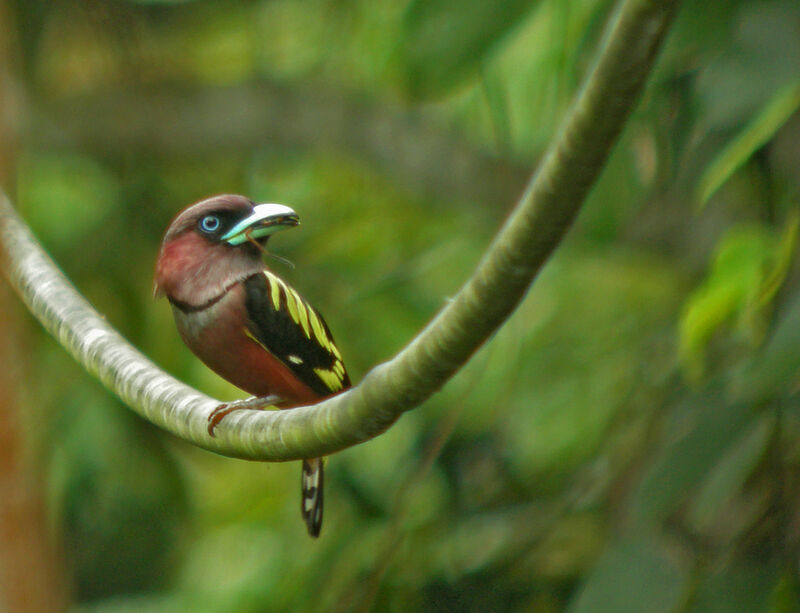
154, 195, 299, 308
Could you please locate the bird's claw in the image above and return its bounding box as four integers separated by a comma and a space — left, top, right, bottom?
207, 395, 283, 437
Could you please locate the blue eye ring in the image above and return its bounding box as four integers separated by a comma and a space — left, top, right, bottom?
200, 215, 221, 233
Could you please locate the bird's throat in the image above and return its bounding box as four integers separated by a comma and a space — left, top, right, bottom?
167, 285, 230, 314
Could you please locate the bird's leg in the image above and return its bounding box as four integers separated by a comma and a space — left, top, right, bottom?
208, 395, 283, 436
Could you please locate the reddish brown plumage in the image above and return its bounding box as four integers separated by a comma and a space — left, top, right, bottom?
155, 196, 264, 307
171, 283, 319, 404
155, 194, 348, 537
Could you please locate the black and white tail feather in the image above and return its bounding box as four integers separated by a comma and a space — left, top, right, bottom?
301, 458, 324, 537
242, 272, 350, 538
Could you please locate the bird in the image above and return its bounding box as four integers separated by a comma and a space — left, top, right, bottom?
154, 194, 350, 537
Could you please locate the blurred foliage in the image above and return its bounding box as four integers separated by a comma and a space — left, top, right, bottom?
397, 0, 541, 99
3, 0, 800, 611
679, 214, 798, 381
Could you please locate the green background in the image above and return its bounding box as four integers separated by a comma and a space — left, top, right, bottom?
2, 0, 800, 611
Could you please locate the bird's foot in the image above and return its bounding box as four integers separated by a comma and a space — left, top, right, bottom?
208, 395, 283, 436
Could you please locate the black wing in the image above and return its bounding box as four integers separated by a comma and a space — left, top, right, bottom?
243, 272, 350, 397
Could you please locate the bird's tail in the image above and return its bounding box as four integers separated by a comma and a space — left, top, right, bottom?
301, 458, 324, 537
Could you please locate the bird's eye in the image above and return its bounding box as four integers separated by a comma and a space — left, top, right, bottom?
200, 215, 221, 233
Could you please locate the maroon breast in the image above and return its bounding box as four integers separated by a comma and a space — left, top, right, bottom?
171, 282, 319, 405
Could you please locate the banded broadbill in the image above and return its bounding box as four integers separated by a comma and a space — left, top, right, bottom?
154, 195, 350, 537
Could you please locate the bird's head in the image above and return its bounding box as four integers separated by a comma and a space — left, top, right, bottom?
154, 194, 299, 307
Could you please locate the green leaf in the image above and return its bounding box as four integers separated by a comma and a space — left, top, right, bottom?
732, 290, 800, 404
398, 0, 541, 99
678, 215, 798, 382
690, 564, 780, 613
697, 81, 800, 207
755, 211, 799, 310
568, 537, 687, 613
633, 397, 754, 524
686, 413, 773, 533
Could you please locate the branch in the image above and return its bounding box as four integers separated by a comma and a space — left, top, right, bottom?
0, 0, 681, 462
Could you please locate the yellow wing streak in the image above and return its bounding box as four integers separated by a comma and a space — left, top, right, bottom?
247, 325, 342, 392
306, 308, 331, 353
268, 273, 303, 332
244, 327, 270, 352
265, 272, 282, 311
282, 283, 300, 324
263, 271, 340, 360
290, 288, 312, 340
314, 367, 345, 392
330, 343, 342, 360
